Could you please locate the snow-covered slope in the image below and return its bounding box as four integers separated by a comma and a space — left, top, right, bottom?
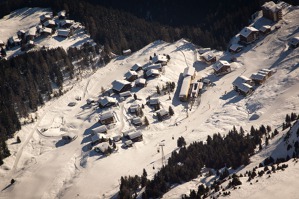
0, 4, 298, 199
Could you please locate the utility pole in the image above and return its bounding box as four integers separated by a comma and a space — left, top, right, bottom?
159, 143, 165, 167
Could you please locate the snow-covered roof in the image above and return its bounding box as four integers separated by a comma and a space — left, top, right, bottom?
229, 44, 243, 51
91, 133, 106, 143
198, 48, 211, 54
143, 63, 162, 71
43, 20, 55, 27
201, 52, 215, 62
124, 140, 133, 146
213, 60, 230, 72
149, 98, 159, 105
179, 76, 192, 97
260, 68, 272, 74
132, 117, 142, 125
131, 63, 142, 71
58, 10, 66, 17
57, 29, 70, 37
128, 131, 142, 140
0, 40, 4, 45
9, 36, 21, 43
60, 20, 73, 27
262, 1, 282, 12
26, 27, 37, 36
152, 55, 168, 63
183, 67, 195, 77
91, 125, 108, 134
123, 49, 131, 54
119, 91, 131, 97
112, 80, 131, 92
250, 73, 266, 81
259, 25, 271, 32
232, 76, 251, 87
238, 83, 253, 93
129, 104, 140, 112
290, 37, 299, 46
157, 109, 169, 117
240, 27, 259, 38
124, 70, 137, 79
99, 96, 116, 107
135, 78, 146, 85
99, 111, 114, 121
40, 14, 51, 21
42, 27, 52, 34
18, 29, 25, 34
146, 69, 159, 77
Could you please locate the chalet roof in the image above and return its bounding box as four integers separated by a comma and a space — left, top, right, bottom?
262, 1, 282, 12
26, 27, 37, 36
40, 14, 51, 21
143, 63, 162, 71
99, 96, 116, 107
62, 132, 77, 140
135, 78, 146, 85
233, 76, 251, 87
58, 10, 66, 17
240, 27, 259, 38
113, 135, 121, 142
260, 68, 272, 74
149, 98, 159, 105
57, 29, 70, 37
123, 49, 131, 54
128, 131, 142, 140
124, 70, 137, 79
131, 63, 142, 71
238, 83, 253, 93
229, 44, 243, 51
198, 48, 211, 54
97, 142, 110, 153
146, 69, 159, 77
129, 104, 140, 113
290, 37, 299, 46
112, 80, 131, 92
42, 27, 52, 34
18, 30, 25, 34
157, 109, 169, 117
119, 91, 131, 97
179, 76, 192, 97
132, 117, 142, 125
60, 20, 73, 26
259, 25, 271, 32
152, 55, 168, 63
0, 40, 4, 45
213, 60, 230, 72
28, 40, 34, 45
99, 111, 114, 121
250, 73, 266, 81
91, 133, 106, 143
91, 125, 108, 134
125, 140, 133, 146
183, 67, 195, 77
9, 36, 21, 43
43, 20, 55, 27
201, 52, 215, 62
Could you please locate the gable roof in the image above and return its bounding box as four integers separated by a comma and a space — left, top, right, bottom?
262, 1, 282, 12
97, 142, 111, 153
232, 76, 251, 87
135, 78, 146, 85
290, 37, 299, 46
201, 52, 215, 62
99, 96, 116, 107
152, 55, 168, 63
26, 27, 37, 36
180, 76, 192, 97
129, 104, 140, 112
259, 25, 271, 32
250, 73, 267, 81
183, 67, 195, 77
230, 44, 243, 51
60, 20, 73, 27
91, 125, 108, 134
99, 111, 114, 121
128, 131, 143, 140
143, 63, 162, 71
119, 91, 132, 98
240, 27, 259, 38
213, 60, 230, 72
42, 27, 52, 34
112, 80, 131, 92
157, 109, 169, 117
57, 29, 70, 37
43, 20, 55, 27
40, 14, 51, 21
146, 69, 159, 77
131, 63, 142, 71
124, 70, 137, 79
149, 98, 159, 105
238, 83, 253, 93
132, 117, 142, 125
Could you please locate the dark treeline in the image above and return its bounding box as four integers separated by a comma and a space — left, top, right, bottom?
3, 0, 299, 54
120, 125, 271, 198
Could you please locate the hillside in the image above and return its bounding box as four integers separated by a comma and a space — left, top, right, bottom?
0, 3, 298, 199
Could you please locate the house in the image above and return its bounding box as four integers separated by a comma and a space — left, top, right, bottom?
200, 52, 216, 64
96, 142, 112, 154
259, 25, 271, 35
58, 10, 66, 20
124, 70, 138, 82
179, 76, 192, 102
239, 27, 259, 44
62, 132, 77, 142
213, 60, 231, 75
229, 44, 243, 53
41, 27, 52, 36
40, 14, 52, 23
113, 135, 121, 142
262, 1, 282, 22
91, 133, 107, 145
57, 29, 71, 38
124, 140, 133, 147
0, 40, 4, 48
131, 63, 142, 72
146, 69, 160, 78
258, 68, 273, 78
26, 40, 35, 49
135, 78, 147, 87
250, 73, 267, 85
8, 36, 21, 47
143, 63, 162, 72
232, 76, 253, 94
91, 125, 108, 135
119, 91, 132, 98
289, 37, 299, 48
237, 83, 253, 96
123, 49, 132, 56
17, 30, 26, 39
157, 109, 170, 120
147, 98, 160, 106
60, 20, 73, 28
112, 80, 132, 93
152, 55, 168, 66
183, 67, 196, 79
198, 48, 211, 54
25, 27, 37, 41
99, 111, 116, 125
127, 131, 143, 142
129, 104, 141, 114
98, 96, 117, 108
43, 20, 56, 28
131, 117, 143, 126
190, 82, 203, 98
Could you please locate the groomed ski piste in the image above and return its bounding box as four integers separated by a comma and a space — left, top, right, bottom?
0, 4, 298, 199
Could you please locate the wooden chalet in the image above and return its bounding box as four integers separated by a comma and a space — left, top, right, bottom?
40, 14, 52, 23
91, 133, 107, 145
143, 63, 162, 72
200, 52, 216, 65
122, 49, 132, 56
147, 98, 160, 106
25, 27, 37, 41
232, 76, 253, 95
124, 70, 138, 82
239, 27, 259, 44
129, 104, 141, 114
99, 111, 116, 125
98, 96, 117, 108
213, 60, 231, 75
157, 109, 170, 120
152, 55, 168, 66
112, 80, 132, 93
58, 10, 66, 20
57, 29, 71, 38
119, 91, 132, 98
131, 117, 142, 126
289, 37, 299, 49
124, 140, 133, 147
183, 67, 196, 79
26, 40, 35, 49
17, 30, 26, 39
190, 82, 203, 98
91, 125, 108, 135
250, 73, 267, 85
179, 76, 192, 102
135, 78, 147, 87
146, 69, 160, 78
262, 1, 282, 22
113, 135, 122, 142
229, 44, 243, 53
127, 131, 143, 142
60, 20, 73, 28
259, 25, 271, 35
258, 68, 273, 78
96, 142, 112, 154
43, 20, 56, 28
41, 27, 52, 36
131, 63, 142, 72
8, 36, 21, 47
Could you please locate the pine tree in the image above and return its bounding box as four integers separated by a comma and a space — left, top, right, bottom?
144, 117, 149, 126
169, 106, 174, 116
134, 93, 137, 100
156, 86, 161, 95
